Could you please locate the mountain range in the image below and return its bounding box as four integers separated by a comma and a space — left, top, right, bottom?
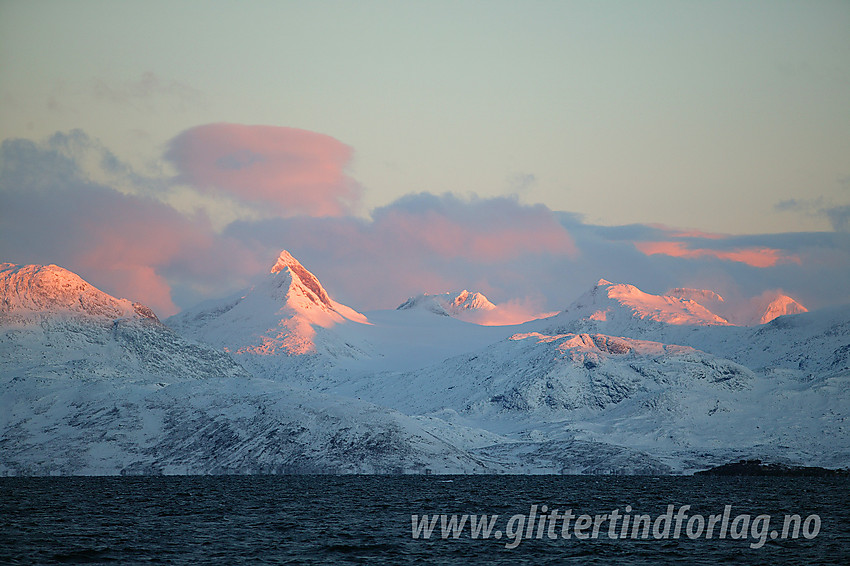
1, 253, 847, 475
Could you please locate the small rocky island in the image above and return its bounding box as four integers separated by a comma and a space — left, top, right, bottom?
696, 459, 850, 477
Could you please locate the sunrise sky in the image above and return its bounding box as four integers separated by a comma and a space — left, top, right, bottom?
1, 0, 849, 317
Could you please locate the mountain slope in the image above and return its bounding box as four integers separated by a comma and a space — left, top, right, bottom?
1, 374, 502, 475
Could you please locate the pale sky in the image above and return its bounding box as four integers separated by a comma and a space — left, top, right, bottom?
2, 0, 849, 234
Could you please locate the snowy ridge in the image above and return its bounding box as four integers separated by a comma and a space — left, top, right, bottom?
667, 287, 725, 305
666, 287, 726, 319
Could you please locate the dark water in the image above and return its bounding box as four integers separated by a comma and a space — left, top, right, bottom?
1, 475, 848, 564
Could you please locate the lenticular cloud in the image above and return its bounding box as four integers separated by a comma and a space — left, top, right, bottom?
165, 123, 361, 217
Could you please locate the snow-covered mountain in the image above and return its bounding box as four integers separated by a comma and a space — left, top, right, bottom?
3, 260, 847, 475
546, 279, 730, 334
169, 267, 850, 473
167, 251, 374, 380
331, 323, 849, 471
340, 331, 752, 417
397, 290, 496, 319
169, 252, 524, 379
315, 278, 848, 471
0, 263, 244, 383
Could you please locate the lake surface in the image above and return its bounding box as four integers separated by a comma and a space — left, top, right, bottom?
1, 475, 848, 564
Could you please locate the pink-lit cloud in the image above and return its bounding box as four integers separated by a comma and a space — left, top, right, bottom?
634, 241, 801, 268
165, 123, 361, 217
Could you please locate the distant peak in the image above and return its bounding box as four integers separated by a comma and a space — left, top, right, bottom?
450, 290, 496, 311
596, 278, 613, 287
397, 290, 496, 316
757, 294, 808, 325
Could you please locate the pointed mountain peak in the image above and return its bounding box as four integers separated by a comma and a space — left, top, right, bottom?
449, 290, 496, 312
596, 278, 613, 287
756, 294, 808, 325
268, 250, 334, 311
270, 250, 301, 274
